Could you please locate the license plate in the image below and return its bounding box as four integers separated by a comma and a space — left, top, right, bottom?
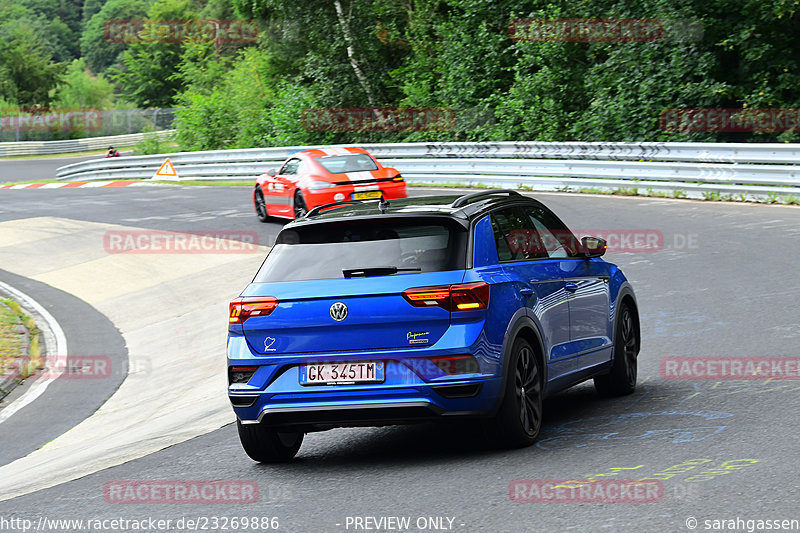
299, 361, 385, 385
352, 191, 382, 200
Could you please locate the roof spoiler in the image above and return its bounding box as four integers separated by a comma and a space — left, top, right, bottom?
450, 189, 523, 208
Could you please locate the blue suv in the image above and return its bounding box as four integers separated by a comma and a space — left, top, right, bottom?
228, 190, 640, 462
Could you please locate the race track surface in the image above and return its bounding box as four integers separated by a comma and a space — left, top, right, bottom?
0, 184, 797, 532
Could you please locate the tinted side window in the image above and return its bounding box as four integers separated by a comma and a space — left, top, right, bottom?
522, 206, 579, 258
280, 158, 302, 175
490, 207, 543, 261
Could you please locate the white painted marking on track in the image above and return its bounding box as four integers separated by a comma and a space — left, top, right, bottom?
121, 216, 171, 222
0, 281, 68, 425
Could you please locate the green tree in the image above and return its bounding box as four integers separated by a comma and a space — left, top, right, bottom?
0, 0, 78, 62
169, 0, 800, 147
53, 58, 115, 108
80, 0, 151, 73
112, 0, 208, 107
82, 0, 108, 26
0, 26, 64, 106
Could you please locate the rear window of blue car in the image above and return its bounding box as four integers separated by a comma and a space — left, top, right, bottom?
254, 218, 467, 282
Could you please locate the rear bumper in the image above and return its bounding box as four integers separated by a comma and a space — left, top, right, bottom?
233, 380, 499, 431
303, 180, 407, 207
230, 374, 502, 431
227, 332, 504, 430
242, 401, 444, 429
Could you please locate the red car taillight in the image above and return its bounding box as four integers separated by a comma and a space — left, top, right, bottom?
402, 282, 490, 311
228, 366, 258, 384
229, 297, 278, 324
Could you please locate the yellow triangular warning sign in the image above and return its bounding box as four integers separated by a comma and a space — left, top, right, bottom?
153, 158, 178, 180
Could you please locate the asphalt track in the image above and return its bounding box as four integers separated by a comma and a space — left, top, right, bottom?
0, 269, 127, 466
0, 154, 103, 183
0, 182, 798, 532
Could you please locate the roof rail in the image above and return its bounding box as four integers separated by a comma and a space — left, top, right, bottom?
450, 189, 523, 208
304, 198, 380, 218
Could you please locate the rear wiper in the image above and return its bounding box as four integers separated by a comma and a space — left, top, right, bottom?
342, 266, 421, 278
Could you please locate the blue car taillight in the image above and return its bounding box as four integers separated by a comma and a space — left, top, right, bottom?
402, 282, 490, 312
229, 297, 278, 324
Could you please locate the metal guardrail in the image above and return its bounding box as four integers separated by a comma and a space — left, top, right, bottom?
55, 141, 800, 199
0, 131, 174, 157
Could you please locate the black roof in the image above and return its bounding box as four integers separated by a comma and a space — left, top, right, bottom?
291, 190, 543, 227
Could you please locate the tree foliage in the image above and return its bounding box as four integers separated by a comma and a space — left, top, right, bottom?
111, 0, 198, 107
0, 24, 64, 106
80, 0, 151, 73
53, 58, 115, 108
4, 0, 800, 146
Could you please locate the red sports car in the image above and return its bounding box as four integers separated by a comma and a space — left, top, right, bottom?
253, 147, 407, 221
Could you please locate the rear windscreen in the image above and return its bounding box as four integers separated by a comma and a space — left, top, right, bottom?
316, 154, 379, 174
254, 219, 467, 282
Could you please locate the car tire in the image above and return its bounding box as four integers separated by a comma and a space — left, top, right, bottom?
236, 420, 303, 462
491, 337, 543, 448
594, 302, 638, 396
293, 190, 308, 219
254, 188, 270, 222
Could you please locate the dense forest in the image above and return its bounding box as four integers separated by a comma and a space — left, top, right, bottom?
2, 0, 800, 149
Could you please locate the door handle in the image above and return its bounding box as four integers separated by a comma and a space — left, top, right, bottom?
519, 287, 533, 297
565, 282, 578, 292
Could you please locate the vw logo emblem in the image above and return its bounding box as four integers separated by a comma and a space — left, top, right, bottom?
329, 302, 348, 322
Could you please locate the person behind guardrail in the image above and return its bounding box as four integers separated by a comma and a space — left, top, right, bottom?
106, 146, 120, 158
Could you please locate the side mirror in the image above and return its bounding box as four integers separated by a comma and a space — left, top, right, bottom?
581, 236, 607, 258
267, 168, 277, 177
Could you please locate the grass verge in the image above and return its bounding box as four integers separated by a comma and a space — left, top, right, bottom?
0, 179, 60, 186
0, 298, 42, 383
